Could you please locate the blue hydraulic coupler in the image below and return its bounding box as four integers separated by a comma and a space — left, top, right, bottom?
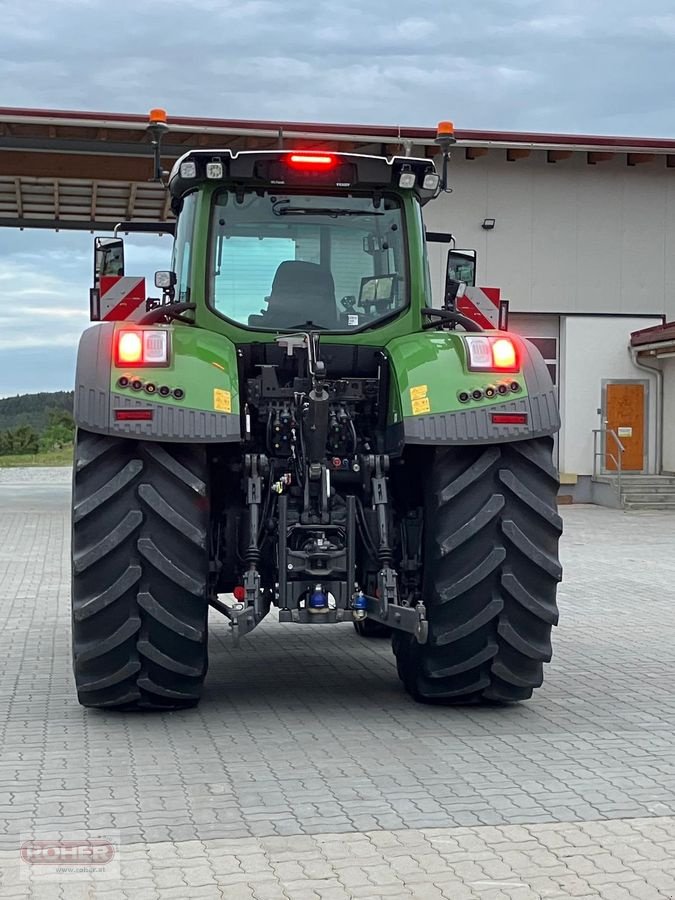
352, 590, 367, 620
308, 585, 328, 611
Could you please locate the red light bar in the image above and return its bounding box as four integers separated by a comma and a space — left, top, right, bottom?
491, 413, 528, 425
288, 153, 335, 168
115, 409, 154, 421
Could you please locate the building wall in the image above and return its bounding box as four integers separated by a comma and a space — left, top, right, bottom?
421, 151, 675, 321
663, 360, 675, 473
559, 316, 661, 476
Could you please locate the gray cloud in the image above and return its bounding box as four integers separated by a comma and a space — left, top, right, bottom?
1, 0, 675, 133
2, 0, 675, 393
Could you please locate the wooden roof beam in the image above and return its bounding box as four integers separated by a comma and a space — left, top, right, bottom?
506, 149, 530, 162
14, 178, 22, 218
587, 152, 614, 165
161, 190, 171, 221
126, 182, 138, 218
627, 153, 656, 166
547, 150, 573, 164
465, 147, 488, 161
0, 150, 172, 181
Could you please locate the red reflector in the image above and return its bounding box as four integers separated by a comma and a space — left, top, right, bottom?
288, 153, 335, 168
491, 413, 528, 425
114, 409, 154, 421
233, 586, 246, 602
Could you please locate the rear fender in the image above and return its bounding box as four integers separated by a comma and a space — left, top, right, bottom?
74, 322, 241, 442
385, 330, 559, 448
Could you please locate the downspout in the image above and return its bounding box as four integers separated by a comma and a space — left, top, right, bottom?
631, 347, 663, 474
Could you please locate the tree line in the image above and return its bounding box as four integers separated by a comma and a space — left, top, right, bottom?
0, 393, 75, 456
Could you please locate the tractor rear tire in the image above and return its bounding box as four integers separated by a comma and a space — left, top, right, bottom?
394, 437, 562, 704
353, 619, 391, 638
71, 430, 210, 710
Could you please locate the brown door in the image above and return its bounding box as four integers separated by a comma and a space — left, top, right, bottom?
605, 382, 645, 471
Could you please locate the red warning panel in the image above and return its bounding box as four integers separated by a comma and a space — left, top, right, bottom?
457, 286, 501, 329
100, 276, 146, 322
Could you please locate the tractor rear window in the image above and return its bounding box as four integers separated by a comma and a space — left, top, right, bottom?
209, 190, 408, 331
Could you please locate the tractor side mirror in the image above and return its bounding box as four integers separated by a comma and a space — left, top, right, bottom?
94, 237, 125, 286
446, 248, 476, 289
444, 248, 475, 310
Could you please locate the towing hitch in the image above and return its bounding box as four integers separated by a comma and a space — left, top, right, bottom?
363, 596, 429, 644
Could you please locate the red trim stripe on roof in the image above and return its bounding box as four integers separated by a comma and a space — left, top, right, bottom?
631, 321, 675, 346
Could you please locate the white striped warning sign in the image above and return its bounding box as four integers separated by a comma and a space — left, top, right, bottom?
99, 276, 146, 321
457, 286, 501, 329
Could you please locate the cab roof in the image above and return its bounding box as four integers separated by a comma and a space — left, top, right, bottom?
168, 149, 440, 205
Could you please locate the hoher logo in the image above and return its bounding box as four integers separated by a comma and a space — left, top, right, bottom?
20, 839, 115, 866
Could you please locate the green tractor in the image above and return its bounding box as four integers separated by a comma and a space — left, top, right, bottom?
71, 119, 562, 710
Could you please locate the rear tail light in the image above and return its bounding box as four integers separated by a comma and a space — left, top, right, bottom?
115, 329, 169, 367
464, 335, 519, 373
491, 338, 517, 369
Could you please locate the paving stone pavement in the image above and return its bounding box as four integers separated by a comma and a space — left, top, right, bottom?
1, 469, 675, 898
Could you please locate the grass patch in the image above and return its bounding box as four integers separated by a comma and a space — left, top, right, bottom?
0, 445, 73, 467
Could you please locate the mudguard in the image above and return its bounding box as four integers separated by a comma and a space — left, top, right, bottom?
74, 322, 241, 442
385, 330, 559, 447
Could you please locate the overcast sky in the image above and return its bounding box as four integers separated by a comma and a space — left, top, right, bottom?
3, 0, 675, 395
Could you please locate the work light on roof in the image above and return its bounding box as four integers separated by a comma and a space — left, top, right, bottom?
398, 168, 416, 189
423, 173, 440, 191
179, 161, 197, 179
206, 159, 223, 179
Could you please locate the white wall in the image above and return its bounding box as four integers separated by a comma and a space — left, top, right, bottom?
421, 151, 675, 321
559, 316, 661, 476
663, 360, 675, 473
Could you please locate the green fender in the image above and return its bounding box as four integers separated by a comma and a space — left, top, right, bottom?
74, 322, 241, 441
385, 330, 560, 447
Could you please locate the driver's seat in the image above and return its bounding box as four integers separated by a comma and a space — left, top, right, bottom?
254, 260, 338, 328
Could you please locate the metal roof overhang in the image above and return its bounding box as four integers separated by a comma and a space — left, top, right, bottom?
5, 107, 675, 232
632, 321, 675, 358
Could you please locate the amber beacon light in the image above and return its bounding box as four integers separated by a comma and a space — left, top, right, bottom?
148, 108, 168, 125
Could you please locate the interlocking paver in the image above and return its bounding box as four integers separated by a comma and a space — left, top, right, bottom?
4, 475, 675, 897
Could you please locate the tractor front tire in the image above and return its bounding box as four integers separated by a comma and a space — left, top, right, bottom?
394, 437, 562, 704
71, 430, 210, 710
